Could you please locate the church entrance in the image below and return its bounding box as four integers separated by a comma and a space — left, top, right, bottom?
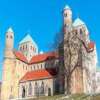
48, 88, 51, 96
22, 86, 26, 98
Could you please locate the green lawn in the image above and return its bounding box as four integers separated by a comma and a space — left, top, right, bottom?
18, 94, 100, 100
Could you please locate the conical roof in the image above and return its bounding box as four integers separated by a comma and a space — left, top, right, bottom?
7, 27, 14, 33
64, 5, 71, 10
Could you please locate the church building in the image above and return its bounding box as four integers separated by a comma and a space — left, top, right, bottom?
1, 5, 97, 100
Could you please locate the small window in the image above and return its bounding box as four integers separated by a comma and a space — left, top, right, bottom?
31, 46, 32, 50
64, 13, 67, 17
34, 66, 35, 70
10, 35, 13, 39
28, 83, 32, 95
41, 64, 42, 69
34, 82, 39, 96
37, 65, 39, 69
23, 45, 24, 50
75, 30, 78, 35
80, 29, 83, 34
40, 81, 44, 95
26, 45, 27, 50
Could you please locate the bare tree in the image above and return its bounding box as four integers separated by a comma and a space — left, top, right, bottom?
52, 24, 95, 95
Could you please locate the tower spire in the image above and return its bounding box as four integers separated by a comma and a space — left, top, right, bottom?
5, 27, 14, 58
7, 27, 14, 33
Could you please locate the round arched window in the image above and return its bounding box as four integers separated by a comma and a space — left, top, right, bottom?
10, 35, 13, 39
64, 13, 67, 17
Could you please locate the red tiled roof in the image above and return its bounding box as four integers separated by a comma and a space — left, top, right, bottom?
82, 40, 95, 53
88, 41, 95, 50
14, 51, 28, 63
14, 51, 58, 64
20, 69, 57, 82
29, 52, 58, 64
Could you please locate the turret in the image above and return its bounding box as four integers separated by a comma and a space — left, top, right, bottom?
63, 5, 72, 27
1, 27, 15, 100
5, 27, 14, 58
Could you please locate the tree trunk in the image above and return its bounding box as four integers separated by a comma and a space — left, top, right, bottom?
65, 74, 71, 95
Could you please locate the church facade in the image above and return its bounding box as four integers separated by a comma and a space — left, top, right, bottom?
1, 5, 97, 100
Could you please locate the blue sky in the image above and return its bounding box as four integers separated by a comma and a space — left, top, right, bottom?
0, 0, 100, 80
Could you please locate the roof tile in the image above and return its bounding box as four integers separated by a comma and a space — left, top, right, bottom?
20, 69, 57, 82
14, 51, 28, 63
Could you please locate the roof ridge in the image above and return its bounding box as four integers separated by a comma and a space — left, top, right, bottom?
19, 69, 57, 82
14, 50, 58, 64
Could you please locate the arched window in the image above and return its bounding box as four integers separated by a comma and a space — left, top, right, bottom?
22, 86, 25, 98
41, 64, 42, 69
28, 83, 32, 96
40, 81, 44, 95
10, 35, 13, 39
31, 46, 32, 50
64, 13, 67, 17
45, 63, 47, 68
75, 30, 78, 35
26, 45, 27, 50
80, 28, 83, 34
37, 64, 39, 69
34, 66, 35, 70
23, 45, 24, 50
34, 82, 39, 96
26, 66, 27, 70
31, 66, 32, 70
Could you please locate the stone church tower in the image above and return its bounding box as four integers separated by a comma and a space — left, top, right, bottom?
1, 27, 15, 100
63, 5, 73, 94
19, 34, 38, 61
63, 5, 83, 94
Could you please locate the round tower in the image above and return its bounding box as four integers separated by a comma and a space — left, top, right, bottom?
1, 27, 15, 100
63, 5, 72, 27
5, 27, 14, 58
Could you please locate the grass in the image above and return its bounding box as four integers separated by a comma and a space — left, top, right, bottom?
17, 94, 100, 100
